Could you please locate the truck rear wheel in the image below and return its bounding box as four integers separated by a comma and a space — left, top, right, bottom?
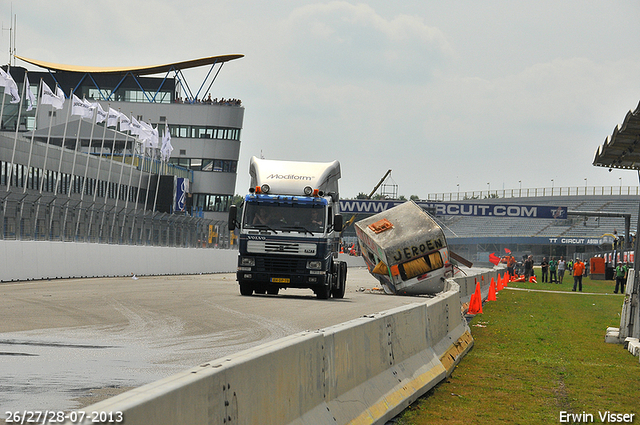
239, 282, 253, 296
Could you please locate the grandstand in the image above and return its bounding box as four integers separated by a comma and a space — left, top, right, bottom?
341, 188, 640, 265
431, 193, 639, 263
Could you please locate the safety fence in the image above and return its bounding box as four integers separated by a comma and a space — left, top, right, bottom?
429, 185, 640, 202
0, 196, 229, 248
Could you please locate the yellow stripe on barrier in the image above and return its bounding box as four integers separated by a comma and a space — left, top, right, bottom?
439, 330, 474, 373
347, 360, 446, 425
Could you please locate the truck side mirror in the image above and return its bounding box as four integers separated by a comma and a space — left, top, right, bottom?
228, 204, 238, 231
333, 214, 343, 232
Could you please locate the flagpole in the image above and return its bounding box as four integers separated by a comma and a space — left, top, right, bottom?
120, 130, 136, 242
99, 124, 120, 242
49, 88, 73, 239
131, 115, 146, 243
5, 71, 27, 194
139, 142, 158, 244
62, 98, 87, 237
0, 85, 6, 131
33, 82, 59, 234
152, 151, 162, 215
75, 103, 101, 239
110, 126, 131, 242
152, 124, 166, 216
86, 106, 111, 239
23, 74, 41, 195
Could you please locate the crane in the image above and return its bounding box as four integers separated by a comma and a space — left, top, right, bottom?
341, 170, 392, 233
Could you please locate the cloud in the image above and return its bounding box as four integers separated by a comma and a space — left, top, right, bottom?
280, 2, 454, 84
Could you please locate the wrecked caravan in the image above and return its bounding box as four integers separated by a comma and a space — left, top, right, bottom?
355, 201, 453, 295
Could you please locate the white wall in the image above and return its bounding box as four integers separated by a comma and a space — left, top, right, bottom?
0, 240, 238, 282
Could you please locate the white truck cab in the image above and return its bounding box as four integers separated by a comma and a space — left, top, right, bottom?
229, 157, 346, 299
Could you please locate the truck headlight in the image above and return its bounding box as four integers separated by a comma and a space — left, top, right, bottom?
240, 257, 255, 267
307, 260, 322, 270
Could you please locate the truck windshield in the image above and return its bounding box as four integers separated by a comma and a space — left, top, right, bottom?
243, 204, 326, 234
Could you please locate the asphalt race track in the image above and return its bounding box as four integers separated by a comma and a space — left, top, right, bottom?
0, 268, 430, 413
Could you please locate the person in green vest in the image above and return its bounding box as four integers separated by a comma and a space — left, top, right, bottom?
549, 257, 557, 283
614, 262, 628, 294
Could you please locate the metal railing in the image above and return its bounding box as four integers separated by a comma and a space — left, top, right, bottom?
1, 196, 231, 248
428, 186, 640, 202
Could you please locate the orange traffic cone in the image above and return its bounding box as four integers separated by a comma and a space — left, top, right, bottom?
502, 274, 508, 288
487, 279, 497, 301
497, 275, 504, 291
467, 281, 483, 314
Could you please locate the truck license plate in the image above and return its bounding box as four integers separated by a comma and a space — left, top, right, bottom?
271, 277, 290, 283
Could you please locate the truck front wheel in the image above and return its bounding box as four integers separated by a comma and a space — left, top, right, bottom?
332, 261, 347, 299
316, 283, 331, 299
239, 282, 253, 296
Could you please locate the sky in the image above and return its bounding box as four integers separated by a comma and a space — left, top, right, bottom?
3, 0, 640, 199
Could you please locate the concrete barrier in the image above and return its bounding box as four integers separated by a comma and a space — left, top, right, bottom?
0, 240, 238, 281
455, 266, 504, 305
64, 279, 472, 425
0, 243, 367, 282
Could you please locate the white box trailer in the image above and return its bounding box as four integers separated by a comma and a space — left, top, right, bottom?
355, 200, 454, 295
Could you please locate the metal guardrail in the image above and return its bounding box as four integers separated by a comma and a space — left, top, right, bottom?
0, 196, 230, 248
428, 186, 640, 201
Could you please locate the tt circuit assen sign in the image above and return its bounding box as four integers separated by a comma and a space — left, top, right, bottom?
339, 200, 568, 219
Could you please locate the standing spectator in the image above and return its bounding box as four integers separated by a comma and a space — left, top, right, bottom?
524, 255, 534, 281
541, 257, 549, 282
507, 254, 516, 278
614, 262, 628, 294
558, 256, 566, 284
549, 257, 557, 283
572, 258, 585, 292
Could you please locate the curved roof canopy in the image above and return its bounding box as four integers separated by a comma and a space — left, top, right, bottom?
593, 101, 640, 171
15, 54, 244, 76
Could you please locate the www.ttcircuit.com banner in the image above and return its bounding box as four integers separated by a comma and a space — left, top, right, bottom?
339, 200, 567, 219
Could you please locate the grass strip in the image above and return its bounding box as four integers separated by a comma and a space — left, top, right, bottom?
396, 273, 640, 424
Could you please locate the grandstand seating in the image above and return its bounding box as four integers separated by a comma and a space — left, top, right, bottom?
434, 195, 640, 240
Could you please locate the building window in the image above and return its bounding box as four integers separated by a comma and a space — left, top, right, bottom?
168, 158, 237, 173
167, 124, 240, 141
192, 194, 233, 212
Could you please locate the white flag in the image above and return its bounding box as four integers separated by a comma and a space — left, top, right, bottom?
0, 68, 21, 103
130, 117, 142, 136
40, 81, 65, 110
150, 125, 159, 149
94, 102, 108, 123
139, 120, 153, 144
55, 86, 65, 104
71, 94, 94, 119
26, 77, 36, 112
161, 124, 173, 161
107, 107, 119, 128
119, 113, 131, 132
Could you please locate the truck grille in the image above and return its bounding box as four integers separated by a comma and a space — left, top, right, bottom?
256, 257, 304, 273
247, 240, 317, 256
